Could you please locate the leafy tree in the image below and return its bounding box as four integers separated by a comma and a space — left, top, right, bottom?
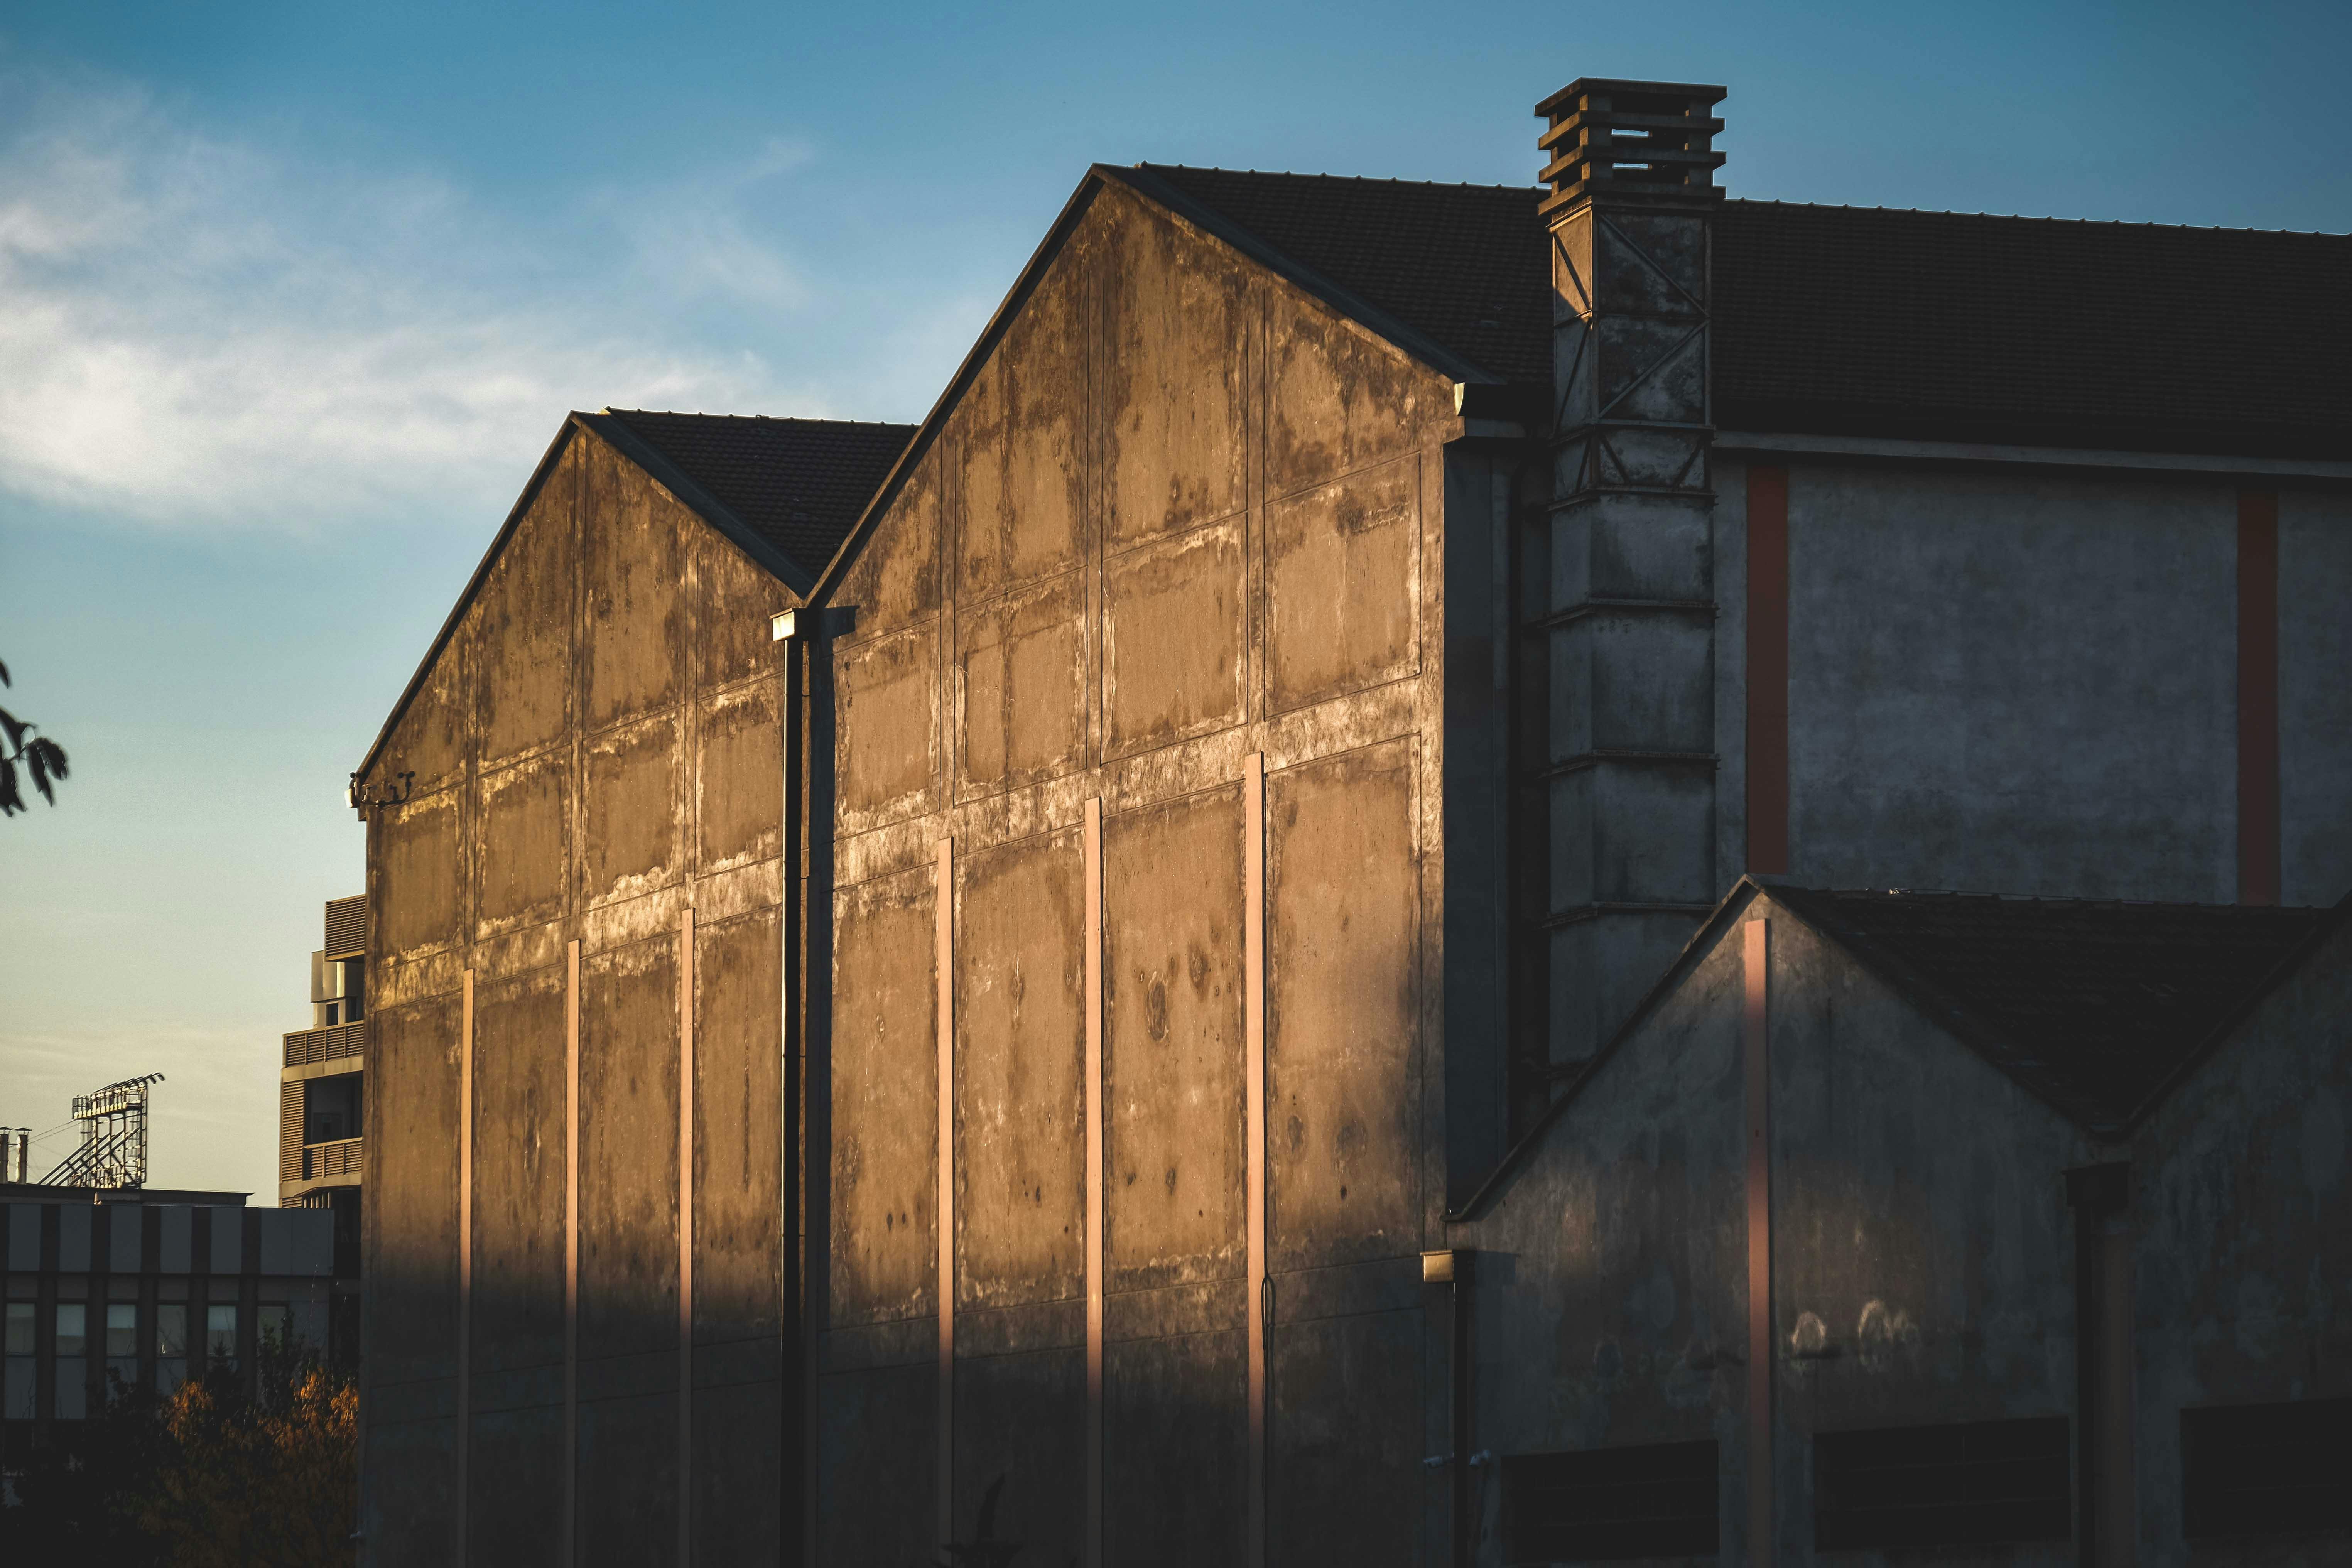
0, 657, 71, 816
133, 1361, 358, 1568
1, 1329, 356, 1566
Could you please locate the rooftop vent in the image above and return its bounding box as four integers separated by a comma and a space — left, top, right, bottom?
1536, 78, 1727, 219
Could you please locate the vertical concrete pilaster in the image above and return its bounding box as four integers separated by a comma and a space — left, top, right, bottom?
934, 838, 956, 1554
1083, 797, 1105, 1568
1742, 916, 1772, 1567
457, 967, 474, 1567
563, 939, 579, 1567
677, 907, 695, 1568
1243, 751, 1268, 1568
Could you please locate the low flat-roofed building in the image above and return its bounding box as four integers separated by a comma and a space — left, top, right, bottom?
0, 1188, 354, 1473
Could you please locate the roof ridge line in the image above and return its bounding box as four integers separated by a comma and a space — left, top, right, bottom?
605, 407, 920, 430
1815, 886, 2332, 913
1135, 162, 1541, 197
1724, 197, 2351, 239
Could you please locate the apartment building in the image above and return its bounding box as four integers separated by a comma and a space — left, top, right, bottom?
281, 896, 367, 1273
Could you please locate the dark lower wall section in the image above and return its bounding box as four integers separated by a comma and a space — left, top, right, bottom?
1104, 1329, 1247, 1568
953, 1346, 1084, 1564
817, 1361, 936, 1568
577, 1392, 679, 1568
467, 1404, 564, 1568
1270, 1307, 1424, 1568
365, 1415, 458, 1567
692, 1377, 782, 1566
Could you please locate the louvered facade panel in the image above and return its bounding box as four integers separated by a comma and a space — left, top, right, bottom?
279, 1080, 305, 1192
323, 895, 368, 957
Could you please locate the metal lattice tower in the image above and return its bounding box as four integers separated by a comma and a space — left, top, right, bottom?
42, 1073, 165, 1188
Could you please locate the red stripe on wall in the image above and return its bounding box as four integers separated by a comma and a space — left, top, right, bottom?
1746, 466, 1791, 875
2238, 491, 2280, 906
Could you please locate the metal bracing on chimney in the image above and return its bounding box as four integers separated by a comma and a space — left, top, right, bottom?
1516, 78, 1730, 1129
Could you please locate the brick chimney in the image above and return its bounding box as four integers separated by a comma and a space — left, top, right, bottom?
1519, 79, 1728, 1124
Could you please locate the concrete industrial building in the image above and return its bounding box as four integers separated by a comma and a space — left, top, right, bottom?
349, 79, 2352, 1565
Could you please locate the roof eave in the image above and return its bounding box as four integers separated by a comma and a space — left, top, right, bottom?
2113, 886, 2352, 1136
578, 412, 818, 597
1443, 876, 1776, 1222
1108, 164, 1505, 389
807, 172, 1117, 606
350, 415, 586, 790
808, 160, 1524, 608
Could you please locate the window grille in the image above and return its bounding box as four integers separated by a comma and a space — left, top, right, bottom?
1501, 1439, 1718, 1561
1814, 1415, 2070, 1549
2182, 1397, 2352, 1538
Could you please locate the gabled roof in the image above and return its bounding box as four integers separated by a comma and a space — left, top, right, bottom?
1765, 886, 2337, 1136
1118, 169, 2352, 458
596, 410, 913, 581
1712, 204, 2352, 457
1450, 876, 2348, 1219
354, 409, 908, 788
1135, 166, 1551, 387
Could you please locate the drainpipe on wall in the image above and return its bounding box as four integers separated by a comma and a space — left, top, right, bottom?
2063, 1162, 2135, 1568
1423, 1249, 1477, 1567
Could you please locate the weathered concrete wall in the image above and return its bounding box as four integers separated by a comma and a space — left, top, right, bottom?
1464, 893, 2094, 1564
360, 420, 797, 1566
1784, 467, 2237, 901
1709, 464, 2352, 908
2131, 916, 2352, 1565
2278, 491, 2352, 907
1461, 919, 1748, 1553
819, 177, 1473, 1563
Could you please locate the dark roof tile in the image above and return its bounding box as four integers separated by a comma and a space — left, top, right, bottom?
1136, 168, 2352, 457
1139, 166, 1552, 386
603, 409, 915, 579
1770, 886, 2335, 1134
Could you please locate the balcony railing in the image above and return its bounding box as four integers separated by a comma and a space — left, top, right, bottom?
285, 1019, 367, 1069
303, 1138, 363, 1180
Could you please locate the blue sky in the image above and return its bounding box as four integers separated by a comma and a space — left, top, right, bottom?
3, 0, 2347, 1194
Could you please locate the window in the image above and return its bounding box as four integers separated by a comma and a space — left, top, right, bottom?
156, 1303, 189, 1394
2182, 1397, 2352, 1538
1501, 1440, 1718, 1561
106, 1302, 138, 1357
55, 1303, 89, 1420
3, 1302, 31, 1420
106, 1302, 139, 1392
1814, 1416, 2070, 1549
206, 1304, 237, 1369
155, 1303, 188, 1358
304, 1074, 363, 1145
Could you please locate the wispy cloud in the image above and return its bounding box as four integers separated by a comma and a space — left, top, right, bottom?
0, 70, 834, 532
